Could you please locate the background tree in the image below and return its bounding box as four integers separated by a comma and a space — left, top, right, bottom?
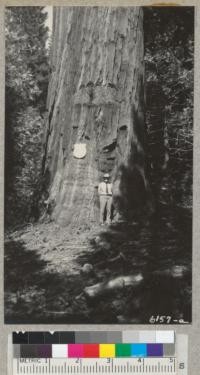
5, 6, 49, 228
144, 6, 194, 209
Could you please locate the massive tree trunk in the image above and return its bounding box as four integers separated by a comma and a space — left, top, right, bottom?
43, 6, 149, 227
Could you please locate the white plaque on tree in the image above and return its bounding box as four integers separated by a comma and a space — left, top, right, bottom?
73, 143, 87, 159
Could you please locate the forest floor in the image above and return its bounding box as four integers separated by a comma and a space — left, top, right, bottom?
4, 204, 192, 324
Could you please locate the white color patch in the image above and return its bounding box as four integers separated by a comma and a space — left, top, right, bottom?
52, 345, 68, 358
156, 331, 175, 344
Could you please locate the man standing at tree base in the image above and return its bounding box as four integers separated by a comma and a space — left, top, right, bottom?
98, 173, 113, 225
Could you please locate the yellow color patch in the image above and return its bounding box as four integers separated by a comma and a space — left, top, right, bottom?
99, 344, 115, 358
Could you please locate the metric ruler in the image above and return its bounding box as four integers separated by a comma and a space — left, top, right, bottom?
13, 357, 176, 374
8, 333, 188, 375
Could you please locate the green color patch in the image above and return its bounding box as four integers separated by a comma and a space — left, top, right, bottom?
115, 344, 131, 357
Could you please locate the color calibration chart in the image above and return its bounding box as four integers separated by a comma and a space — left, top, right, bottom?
9, 331, 188, 375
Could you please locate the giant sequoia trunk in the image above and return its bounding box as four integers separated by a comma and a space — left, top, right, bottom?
43, 7, 149, 227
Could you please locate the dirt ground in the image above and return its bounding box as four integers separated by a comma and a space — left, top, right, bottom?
4, 204, 192, 324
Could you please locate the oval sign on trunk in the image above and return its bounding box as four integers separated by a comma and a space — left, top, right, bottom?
73, 143, 87, 159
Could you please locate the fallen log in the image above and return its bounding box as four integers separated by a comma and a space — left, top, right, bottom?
84, 274, 143, 298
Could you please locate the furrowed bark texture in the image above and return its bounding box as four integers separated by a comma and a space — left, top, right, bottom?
44, 7, 147, 226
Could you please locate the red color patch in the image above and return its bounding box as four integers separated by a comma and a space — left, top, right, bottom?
83, 344, 99, 358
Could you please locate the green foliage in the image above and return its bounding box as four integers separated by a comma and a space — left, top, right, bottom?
144, 7, 194, 208
6, 108, 44, 224
5, 7, 50, 228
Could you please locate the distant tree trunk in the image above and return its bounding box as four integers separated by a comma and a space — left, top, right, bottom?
43, 6, 150, 227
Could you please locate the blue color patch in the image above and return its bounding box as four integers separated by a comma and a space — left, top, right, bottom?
131, 344, 147, 357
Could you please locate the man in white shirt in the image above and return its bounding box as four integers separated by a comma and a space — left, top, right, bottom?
98, 173, 113, 225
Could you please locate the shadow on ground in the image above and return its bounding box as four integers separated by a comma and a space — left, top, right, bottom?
4, 241, 91, 323
4, 204, 192, 324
